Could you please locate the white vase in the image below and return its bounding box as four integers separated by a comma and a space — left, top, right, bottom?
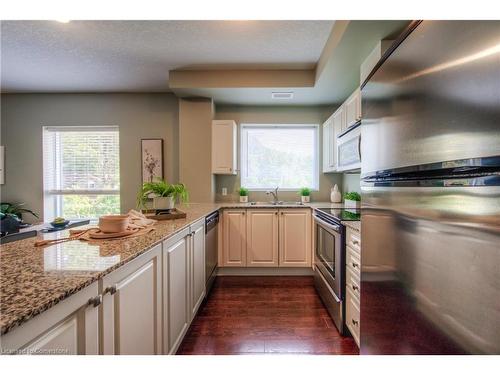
344, 199, 361, 208
239, 196, 248, 203
330, 185, 342, 203
153, 196, 174, 210
301, 196, 310, 203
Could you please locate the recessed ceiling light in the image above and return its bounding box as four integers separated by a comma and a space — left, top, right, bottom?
271, 92, 294, 100
55, 19, 71, 24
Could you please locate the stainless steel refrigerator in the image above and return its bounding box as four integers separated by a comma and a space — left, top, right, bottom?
360, 20, 500, 354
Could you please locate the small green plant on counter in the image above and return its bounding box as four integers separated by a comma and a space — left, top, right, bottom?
0, 202, 39, 221
343, 192, 361, 201
137, 179, 189, 208
238, 187, 249, 196
299, 187, 311, 197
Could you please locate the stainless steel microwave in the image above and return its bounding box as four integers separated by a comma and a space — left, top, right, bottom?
337, 124, 361, 172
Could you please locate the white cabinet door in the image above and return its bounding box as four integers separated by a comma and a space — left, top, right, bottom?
190, 219, 206, 320
212, 120, 237, 175
163, 228, 190, 354
1, 282, 100, 355
246, 209, 279, 267
222, 209, 247, 267
322, 115, 336, 173
345, 88, 361, 128
322, 120, 331, 173
102, 244, 162, 355
279, 209, 312, 267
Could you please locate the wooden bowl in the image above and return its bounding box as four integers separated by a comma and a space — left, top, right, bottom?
98, 215, 129, 233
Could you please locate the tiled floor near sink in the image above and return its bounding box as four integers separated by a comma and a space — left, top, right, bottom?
177, 276, 359, 355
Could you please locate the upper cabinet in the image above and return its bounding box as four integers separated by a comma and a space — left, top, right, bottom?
322, 114, 336, 173
212, 120, 237, 175
344, 88, 362, 129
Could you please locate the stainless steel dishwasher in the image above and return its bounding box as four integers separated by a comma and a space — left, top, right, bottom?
205, 210, 219, 296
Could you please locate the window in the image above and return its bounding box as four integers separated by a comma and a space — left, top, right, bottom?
240, 124, 319, 190
43, 126, 120, 220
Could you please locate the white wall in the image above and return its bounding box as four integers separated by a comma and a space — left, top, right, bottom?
0, 93, 179, 221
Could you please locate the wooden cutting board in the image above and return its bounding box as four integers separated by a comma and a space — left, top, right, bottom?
88, 228, 139, 239
141, 208, 187, 220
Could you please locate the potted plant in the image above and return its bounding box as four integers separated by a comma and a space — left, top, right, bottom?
344, 192, 361, 208
238, 187, 249, 203
299, 187, 311, 203
1, 202, 39, 236
137, 179, 189, 210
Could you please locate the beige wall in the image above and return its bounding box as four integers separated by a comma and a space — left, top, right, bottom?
343, 173, 361, 195
179, 98, 215, 203
214, 104, 343, 203
0, 93, 179, 221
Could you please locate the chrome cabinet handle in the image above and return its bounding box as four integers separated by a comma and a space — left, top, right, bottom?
352, 262, 359, 268
88, 295, 102, 308
103, 285, 117, 295
352, 319, 359, 326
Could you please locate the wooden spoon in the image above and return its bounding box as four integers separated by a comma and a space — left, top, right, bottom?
34, 228, 93, 247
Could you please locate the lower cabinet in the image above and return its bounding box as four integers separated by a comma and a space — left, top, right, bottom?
163, 218, 206, 355
279, 209, 312, 267
221, 208, 312, 268
0, 282, 100, 355
246, 209, 279, 267
101, 244, 162, 355
222, 209, 247, 267
189, 219, 206, 319
345, 226, 361, 347
163, 228, 190, 354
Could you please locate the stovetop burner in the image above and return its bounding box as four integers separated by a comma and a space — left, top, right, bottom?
315, 208, 360, 221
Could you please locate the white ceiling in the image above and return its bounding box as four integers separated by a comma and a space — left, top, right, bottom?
0, 20, 334, 93
175, 21, 410, 105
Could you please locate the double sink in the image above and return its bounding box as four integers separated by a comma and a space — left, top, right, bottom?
248, 201, 304, 206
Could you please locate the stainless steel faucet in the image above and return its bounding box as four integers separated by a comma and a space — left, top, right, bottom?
266, 186, 279, 204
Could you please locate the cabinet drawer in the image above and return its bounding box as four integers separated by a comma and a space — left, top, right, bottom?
346, 228, 361, 254
346, 246, 361, 275
346, 266, 361, 303
346, 290, 360, 347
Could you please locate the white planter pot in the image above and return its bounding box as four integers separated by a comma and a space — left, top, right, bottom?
153, 196, 174, 210
239, 196, 248, 203
301, 196, 310, 203
344, 199, 361, 208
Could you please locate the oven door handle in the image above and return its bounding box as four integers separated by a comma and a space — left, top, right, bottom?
313, 214, 341, 232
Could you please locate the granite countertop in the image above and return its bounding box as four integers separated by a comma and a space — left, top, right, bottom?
0, 200, 351, 335
0, 203, 219, 336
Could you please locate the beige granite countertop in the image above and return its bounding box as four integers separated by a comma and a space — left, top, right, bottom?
0, 200, 352, 335
0, 203, 219, 335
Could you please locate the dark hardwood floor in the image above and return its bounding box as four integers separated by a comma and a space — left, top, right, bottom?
177, 276, 359, 355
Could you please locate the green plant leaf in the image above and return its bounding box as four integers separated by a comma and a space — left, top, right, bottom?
343, 192, 361, 201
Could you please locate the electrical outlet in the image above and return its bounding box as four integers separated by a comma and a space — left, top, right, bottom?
222, 187, 227, 196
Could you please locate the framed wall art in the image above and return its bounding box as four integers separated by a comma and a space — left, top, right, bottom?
141, 139, 164, 183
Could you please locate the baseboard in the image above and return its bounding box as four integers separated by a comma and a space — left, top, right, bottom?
216, 267, 314, 276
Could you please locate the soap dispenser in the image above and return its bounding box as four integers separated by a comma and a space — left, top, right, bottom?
330, 184, 341, 203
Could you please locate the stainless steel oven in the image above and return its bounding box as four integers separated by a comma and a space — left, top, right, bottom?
313, 209, 346, 334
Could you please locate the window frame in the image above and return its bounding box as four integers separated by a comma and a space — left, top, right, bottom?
240, 123, 320, 192
42, 125, 121, 221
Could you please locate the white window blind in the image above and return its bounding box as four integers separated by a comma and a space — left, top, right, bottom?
240, 124, 319, 190
43, 126, 120, 220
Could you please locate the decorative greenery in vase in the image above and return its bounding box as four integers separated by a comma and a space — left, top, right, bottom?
0, 202, 39, 235
238, 187, 249, 203
299, 187, 311, 203
343, 191, 361, 208
137, 179, 189, 210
